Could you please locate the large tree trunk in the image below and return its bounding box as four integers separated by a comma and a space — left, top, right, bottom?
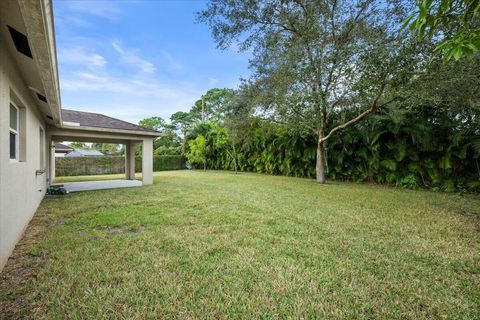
316, 134, 326, 184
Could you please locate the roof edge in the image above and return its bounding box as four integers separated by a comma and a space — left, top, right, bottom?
18, 0, 62, 125
62, 108, 160, 133
61, 123, 164, 137
61, 109, 162, 135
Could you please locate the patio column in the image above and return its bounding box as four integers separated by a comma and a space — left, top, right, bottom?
125, 142, 136, 180
49, 140, 55, 184
142, 138, 154, 185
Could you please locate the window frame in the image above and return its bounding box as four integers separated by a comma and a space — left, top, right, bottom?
9, 103, 19, 162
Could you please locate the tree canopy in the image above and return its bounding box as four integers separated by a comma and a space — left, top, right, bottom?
190, 88, 236, 121
407, 0, 480, 61
138, 116, 165, 131
199, 0, 416, 182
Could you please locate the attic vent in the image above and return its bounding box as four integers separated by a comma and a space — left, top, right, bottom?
46, 115, 53, 120
37, 93, 47, 103
7, 26, 33, 59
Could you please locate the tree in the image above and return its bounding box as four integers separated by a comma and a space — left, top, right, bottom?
402, 55, 480, 112
139, 116, 181, 154
68, 142, 89, 149
138, 116, 166, 131
91, 143, 122, 155
406, 0, 480, 61
190, 88, 236, 121
187, 135, 208, 170
214, 126, 238, 173
171, 111, 194, 154
199, 0, 414, 183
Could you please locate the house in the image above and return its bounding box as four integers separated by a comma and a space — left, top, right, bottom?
0, 0, 162, 270
55, 142, 106, 157
54, 143, 73, 157
65, 149, 104, 157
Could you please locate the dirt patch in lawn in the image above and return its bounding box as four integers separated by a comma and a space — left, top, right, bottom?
95, 226, 145, 237
457, 210, 479, 218
457, 210, 480, 230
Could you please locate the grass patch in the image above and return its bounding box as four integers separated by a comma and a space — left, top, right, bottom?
1, 171, 479, 319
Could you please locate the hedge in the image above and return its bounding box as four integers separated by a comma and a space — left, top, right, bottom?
135, 155, 187, 172
56, 155, 186, 176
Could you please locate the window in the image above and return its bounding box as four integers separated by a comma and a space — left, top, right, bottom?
9, 103, 19, 160
39, 127, 45, 169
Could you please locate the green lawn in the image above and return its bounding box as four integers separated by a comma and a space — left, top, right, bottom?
1, 171, 479, 319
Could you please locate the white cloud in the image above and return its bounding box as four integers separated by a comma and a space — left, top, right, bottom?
60, 68, 208, 122
58, 47, 107, 68
161, 50, 184, 72
62, 71, 197, 100
53, 0, 249, 123
112, 41, 156, 73
63, 1, 122, 20
62, 72, 133, 93
58, 16, 92, 28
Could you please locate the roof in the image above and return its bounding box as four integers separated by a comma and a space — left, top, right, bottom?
55, 143, 73, 151
66, 149, 104, 157
62, 109, 159, 134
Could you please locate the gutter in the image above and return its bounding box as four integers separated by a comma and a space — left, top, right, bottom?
60, 124, 164, 137
18, 0, 62, 126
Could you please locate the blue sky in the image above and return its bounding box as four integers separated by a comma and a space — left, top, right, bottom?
53, 0, 251, 124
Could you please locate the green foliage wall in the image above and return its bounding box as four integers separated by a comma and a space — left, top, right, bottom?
196, 108, 479, 192
56, 155, 186, 176
204, 123, 317, 177
326, 108, 479, 192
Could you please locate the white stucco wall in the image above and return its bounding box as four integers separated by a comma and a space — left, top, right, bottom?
0, 41, 48, 270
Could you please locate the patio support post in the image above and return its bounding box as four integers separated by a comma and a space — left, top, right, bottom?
142, 138, 154, 185
125, 142, 136, 180
49, 140, 55, 184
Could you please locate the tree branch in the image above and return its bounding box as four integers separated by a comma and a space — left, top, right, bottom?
320, 97, 396, 143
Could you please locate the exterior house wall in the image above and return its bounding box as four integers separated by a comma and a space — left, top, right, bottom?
0, 40, 48, 270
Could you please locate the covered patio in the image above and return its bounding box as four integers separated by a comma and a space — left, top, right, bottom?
48, 109, 162, 188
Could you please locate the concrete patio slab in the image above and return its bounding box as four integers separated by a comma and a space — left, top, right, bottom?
54, 180, 142, 193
